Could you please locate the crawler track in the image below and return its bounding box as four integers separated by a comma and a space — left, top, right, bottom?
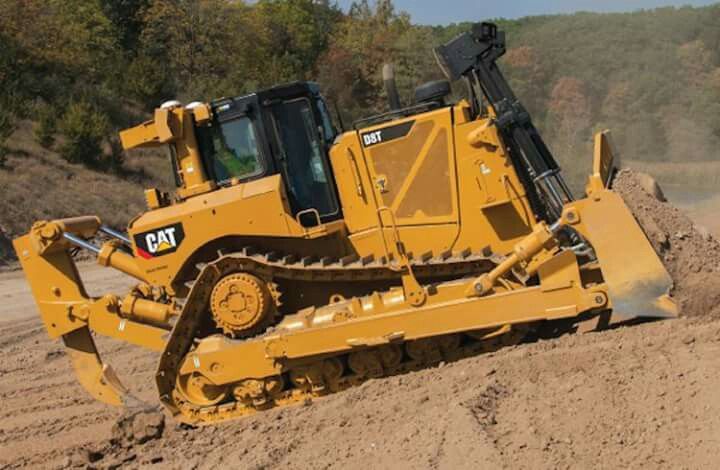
156, 248, 531, 424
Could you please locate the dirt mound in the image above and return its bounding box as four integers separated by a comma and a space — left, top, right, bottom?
62, 408, 166, 468
111, 408, 165, 448
613, 169, 720, 317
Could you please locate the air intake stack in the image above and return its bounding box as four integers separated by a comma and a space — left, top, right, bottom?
383, 63, 402, 111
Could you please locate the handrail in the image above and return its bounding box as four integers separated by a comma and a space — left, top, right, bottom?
346, 148, 366, 198
295, 208, 324, 236
375, 206, 427, 306
376, 206, 401, 271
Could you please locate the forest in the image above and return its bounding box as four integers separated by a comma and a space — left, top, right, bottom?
0, 0, 719, 182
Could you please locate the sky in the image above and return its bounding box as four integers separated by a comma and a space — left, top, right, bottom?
336, 0, 719, 25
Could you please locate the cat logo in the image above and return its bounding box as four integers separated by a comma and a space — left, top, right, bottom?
134, 223, 185, 259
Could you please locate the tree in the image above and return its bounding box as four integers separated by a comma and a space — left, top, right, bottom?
100, 0, 150, 52
50, 0, 120, 83
317, 0, 413, 120
504, 46, 550, 118
59, 101, 110, 167
0, 30, 25, 167
251, 0, 342, 83
0, 110, 13, 168
677, 40, 713, 88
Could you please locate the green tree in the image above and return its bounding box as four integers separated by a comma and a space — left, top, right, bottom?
59, 101, 110, 167
252, 0, 342, 83
50, 0, 121, 84
35, 103, 57, 149
317, 0, 412, 120
0, 29, 24, 166
0, 110, 13, 167
100, 0, 150, 52
136, 0, 259, 102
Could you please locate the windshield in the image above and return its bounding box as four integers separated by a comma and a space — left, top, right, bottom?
200, 116, 263, 183
271, 98, 338, 219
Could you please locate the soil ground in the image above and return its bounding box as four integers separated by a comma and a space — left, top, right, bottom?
1, 171, 720, 469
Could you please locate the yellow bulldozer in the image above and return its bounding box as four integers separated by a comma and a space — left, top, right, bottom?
14, 23, 676, 424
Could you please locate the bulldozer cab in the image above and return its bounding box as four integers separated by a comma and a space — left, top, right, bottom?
196, 82, 341, 226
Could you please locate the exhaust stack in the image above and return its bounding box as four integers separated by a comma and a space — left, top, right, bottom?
383, 63, 402, 111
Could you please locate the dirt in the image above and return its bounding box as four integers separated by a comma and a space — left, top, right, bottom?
614, 169, 720, 318
1, 169, 720, 469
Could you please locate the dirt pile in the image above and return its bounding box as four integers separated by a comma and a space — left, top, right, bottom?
613, 169, 720, 317
111, 408, 165, 448
62, 408, 166, 468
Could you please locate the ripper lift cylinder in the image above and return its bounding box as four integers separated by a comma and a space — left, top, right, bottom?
47, 219, 146, 283
97, 242, 147, 282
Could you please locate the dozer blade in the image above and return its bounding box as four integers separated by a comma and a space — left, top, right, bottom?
575, 189, 677, 321
62, 327, 129, 406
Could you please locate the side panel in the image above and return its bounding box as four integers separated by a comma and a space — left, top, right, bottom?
360, 109, 459, 228
329, 110, 463, 259
128, 175, 308, 287
330, 107, 536, 259
452, 117, 536, 254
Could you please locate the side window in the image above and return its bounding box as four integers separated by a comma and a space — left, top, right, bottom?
212, 117, 263, 182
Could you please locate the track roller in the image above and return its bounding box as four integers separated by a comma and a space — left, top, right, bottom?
289, 358, 344, 393
232, 376, 285, 408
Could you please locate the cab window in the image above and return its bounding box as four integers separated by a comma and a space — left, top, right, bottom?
204, 116, 263, 183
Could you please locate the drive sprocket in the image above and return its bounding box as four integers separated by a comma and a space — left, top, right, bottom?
209, 273, 275, 338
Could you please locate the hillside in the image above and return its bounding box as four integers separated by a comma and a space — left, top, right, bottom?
0, 122, 171, 265
436, 7, 720, 162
